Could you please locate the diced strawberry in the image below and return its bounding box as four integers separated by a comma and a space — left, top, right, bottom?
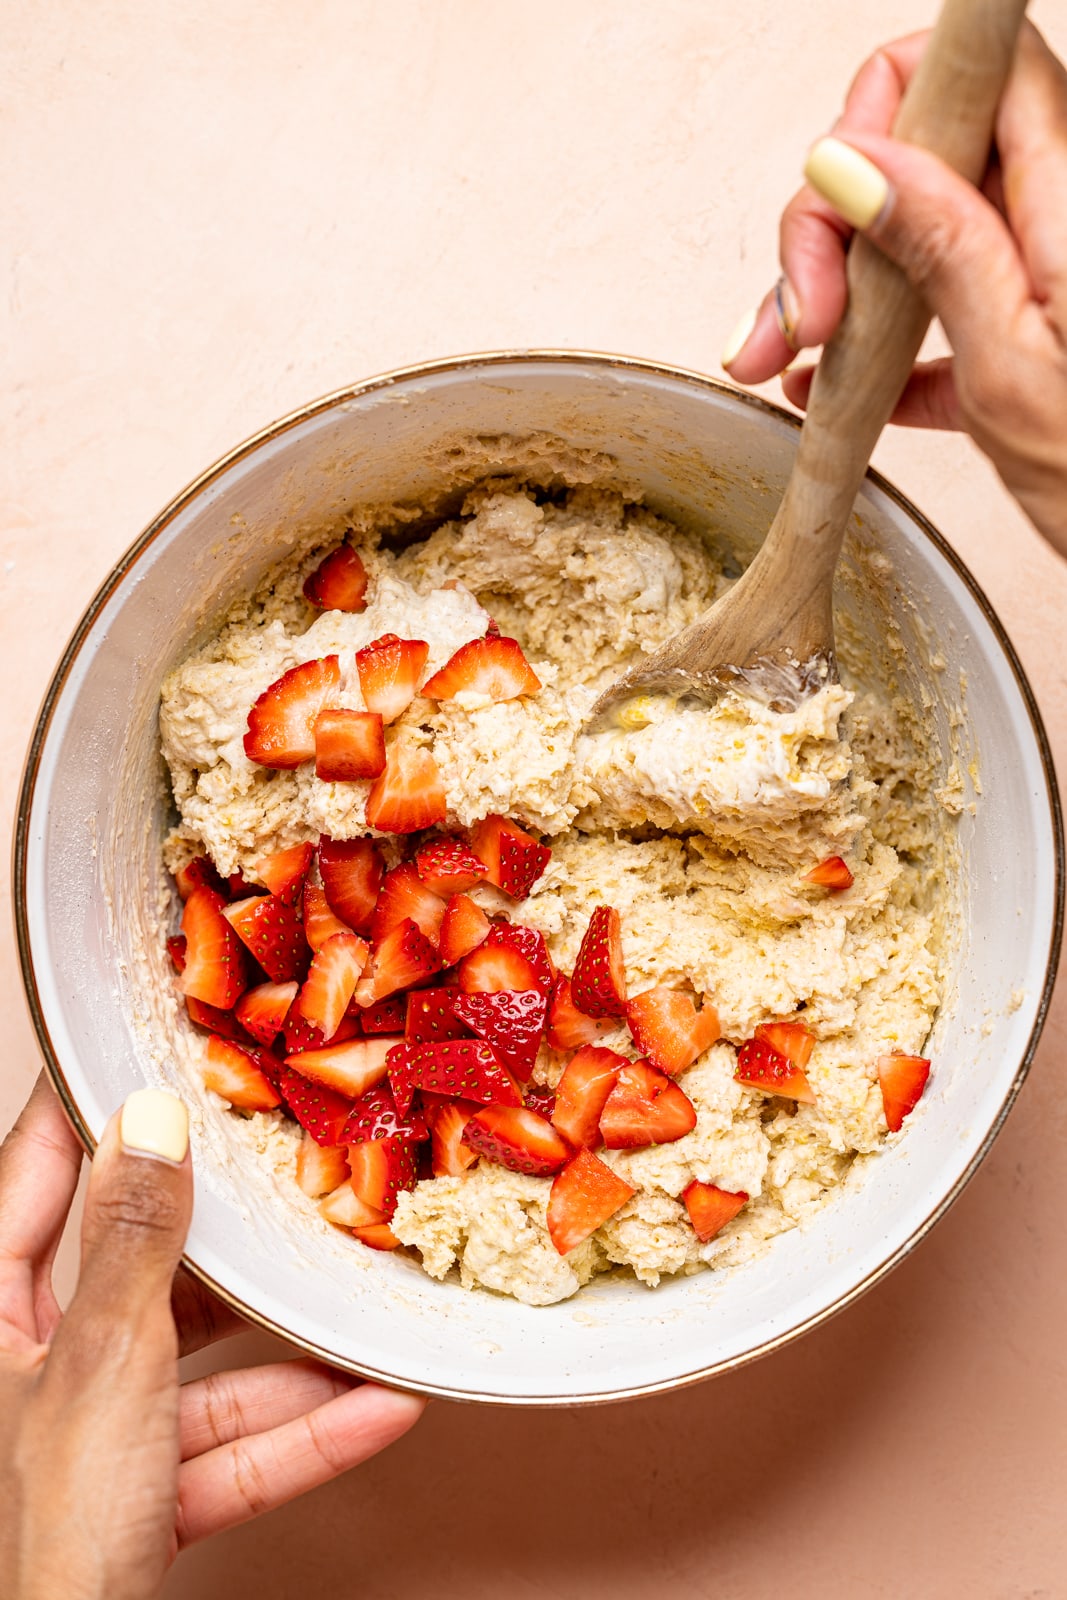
551, 1046, 627, 1149
224, 892, 310, 983
295, 931, 369, 1041
458, 940, 538, 994
359, 995, 407, 1034
420, 634, 542, 702
302, 544, 369, 612
181, 886, 248, 1009
228, 872, 258, 899
438, 894, 491, 966
348, 1134, 418, 1219
754, 1019, 815, 1068
427, 1098, 481, 1176
296, 1133, 350, 1198
275, 1066, 354, 1146
203, 1036, 281, 1111
405, 988, 471, 1044
546, 973, 618, 1050
461, 1105, 569, 1175
365, 743, 447, 834
282, 1007, 360, 1057
450, 988, 547, 1082
318, 836, 384, 935
167, 934, 187, 972
314, 709, 386, 782
302, 884, 353, 951
319, 1183, 385, 1229
625, 987, 720, 1076
254, 842, 314, 905
571, 906, 627, 1018
483, 923, 553, 996
235, 980, 298, 1046
547, 1150, 636, 1255
387, 1038, 522, 1118
877, 1053, 931, 1132
355, 633, 429, 724
371, 862, 447, 946
353, 1222, 402, 1251
244, 655, 343, 769
353, 918, 441, 1006
523, 1083, 557, 1121
734, 1037, 816, 1103
340, 1081, 428, 1144
414, 835, 489, 896
805, 855, 854, 891
174, 855, 225, 900
599, 1061, 697, 1149
469, 814, 551, 900
683, 1181, 749, 1242
185, 997, 256, 1042
286, 1035, 398, 1099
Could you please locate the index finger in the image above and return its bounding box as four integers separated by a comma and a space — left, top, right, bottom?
994, 23, 1067, 306
0, 1073, 84, 1267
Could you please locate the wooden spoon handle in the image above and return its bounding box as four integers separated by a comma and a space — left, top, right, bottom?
775, 0, 1028, 577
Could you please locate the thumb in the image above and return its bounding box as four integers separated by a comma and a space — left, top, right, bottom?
802, 132, 1032, 366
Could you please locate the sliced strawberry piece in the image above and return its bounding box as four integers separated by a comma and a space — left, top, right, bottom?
296, 1134, 350, 1198
420, 634, 541, 702
203, 1036, 281, 1111
224, 892, 310, 983
426, 1098, 480, 1176
524, 1083, 557, 1121
599, 1061, 697, 1149
371, 862, 447, 946
805, 855, 854, 890
458, 940, 538, 994
365, 744, 447, 834
317, 836, 384, 934
185, 997, 256, 1042
877, 1053, 931, 1132
461, 1105, 569, 1175
449, 988, 547, 1082
286, 1034, 398, 1099
181, 886, 248, 1009
353, 1222, 402, 1250
483, 923, 553, 996
571, 905, 627, 1018
355, 633, 429, 724
414, 835, 489, 896
234, 980, 298, 1046
546, 973, 618, 1050
302, 544, 369, 612
228, 871, 258, 898
548, 1150, 636, 1254
469, 814, 551, 900
683, 1181, 749, 1242
340, 1081, 428, 1144
387, 1039, 521, 1118
734, 1037, 816, 1103
167, 934, 187, 973
254, 841, 314, 905
359, 995, 406, 1034
551, 1045, 627, 1150
319, 1182, 385, 1229
625, 987, 720, 1076
438, 893, 491, 966
244, 655, 342, 769
302, 883, 353, 951
282, 1007, 360, 1056
314, 709, 386, 782
348, 1134, 418, 1219
174, 855, 225, 900
275, 1066, 354, 1146
353, 918, 441, 1006
754, 1019, 815, 1068
295, 931, 369, 1041
405, 988, 471, 1044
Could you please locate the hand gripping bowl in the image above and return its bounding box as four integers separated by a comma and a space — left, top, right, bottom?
15, 352, 1063, 1406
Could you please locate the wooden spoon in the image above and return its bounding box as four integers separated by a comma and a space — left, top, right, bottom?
589, 0, 1028, 724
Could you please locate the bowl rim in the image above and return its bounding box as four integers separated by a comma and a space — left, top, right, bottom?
13, 347, 1065, 1406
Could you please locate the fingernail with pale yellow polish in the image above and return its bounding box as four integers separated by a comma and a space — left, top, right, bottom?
722, 306, 758, 370
121, 1089, 189, 1164
804, 136, 889, 230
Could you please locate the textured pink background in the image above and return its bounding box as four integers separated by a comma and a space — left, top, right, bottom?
5, 3, 1067, 1595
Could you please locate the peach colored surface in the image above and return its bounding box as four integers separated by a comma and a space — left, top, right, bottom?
5, 2, 1067, 1595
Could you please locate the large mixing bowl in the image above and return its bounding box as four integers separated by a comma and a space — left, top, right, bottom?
15, 352, 1063, 1405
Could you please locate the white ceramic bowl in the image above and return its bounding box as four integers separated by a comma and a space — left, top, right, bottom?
16, 352, 1063, 1405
